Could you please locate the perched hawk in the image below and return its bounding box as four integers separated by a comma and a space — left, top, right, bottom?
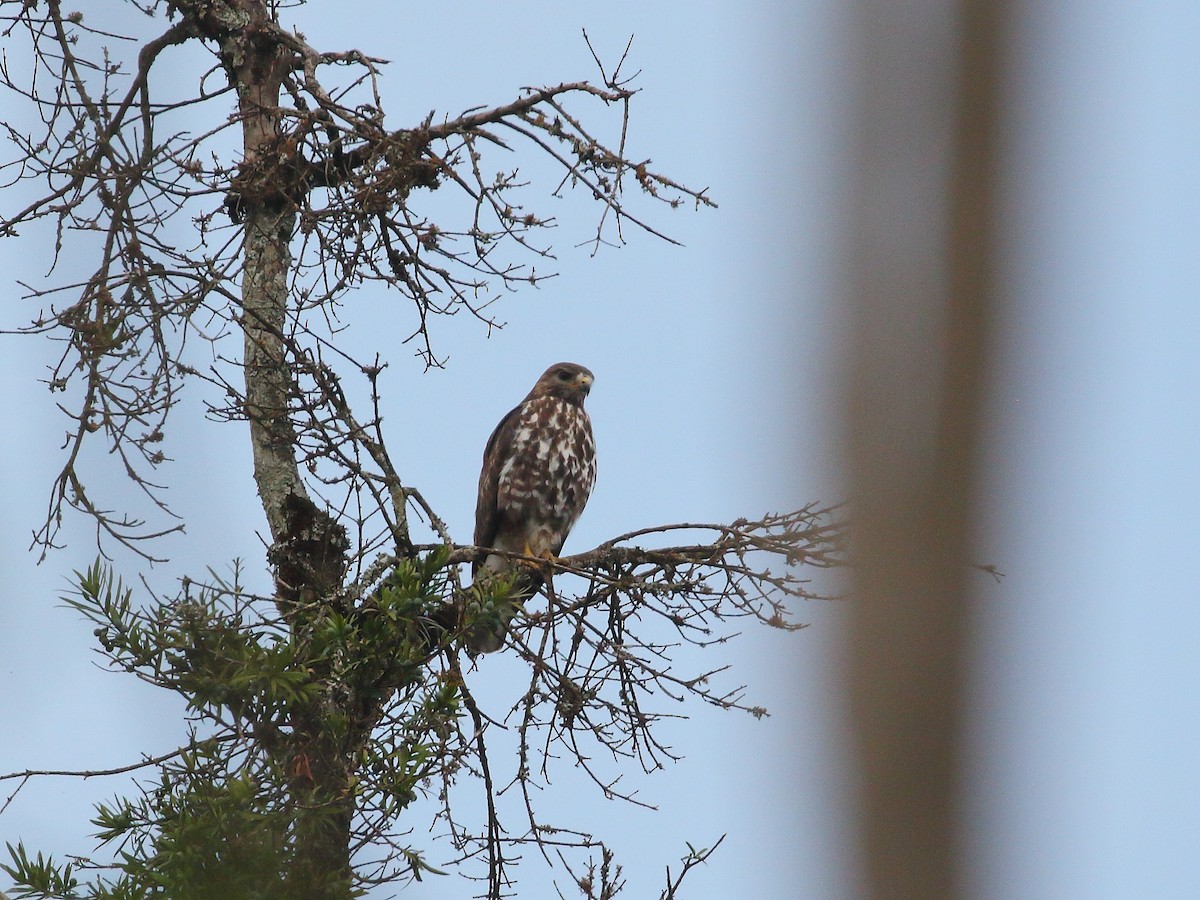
469, 362, 597, 654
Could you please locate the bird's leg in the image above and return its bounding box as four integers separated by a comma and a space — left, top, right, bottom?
517, 540, 538, 568
519, 541, 557, 580
518, 541, 553, 567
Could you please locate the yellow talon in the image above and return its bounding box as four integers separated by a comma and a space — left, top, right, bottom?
517, 541, 556, 574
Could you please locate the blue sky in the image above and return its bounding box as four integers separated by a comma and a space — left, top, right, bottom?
969, 4, 1200, 897
2, 2, 1199, 898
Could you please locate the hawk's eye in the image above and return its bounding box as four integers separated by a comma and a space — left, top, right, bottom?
556, 370, 573, 381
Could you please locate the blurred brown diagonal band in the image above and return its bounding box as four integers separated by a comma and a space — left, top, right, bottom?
843, 2, 1003, 899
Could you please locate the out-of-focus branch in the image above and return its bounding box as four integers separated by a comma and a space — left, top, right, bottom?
842, 1, 1003, 898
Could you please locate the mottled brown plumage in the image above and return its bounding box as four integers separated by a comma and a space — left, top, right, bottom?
469, 362, 597, 653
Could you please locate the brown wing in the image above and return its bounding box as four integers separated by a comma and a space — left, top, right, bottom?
473, 402, 523, 576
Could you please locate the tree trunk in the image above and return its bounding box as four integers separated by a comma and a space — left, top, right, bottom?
203, 1, 355, 894
285, 720, 356, 899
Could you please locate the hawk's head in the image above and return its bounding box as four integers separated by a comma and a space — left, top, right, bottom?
529, 362, 594, 405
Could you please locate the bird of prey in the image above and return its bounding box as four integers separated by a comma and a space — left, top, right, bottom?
468, 362, 597, 654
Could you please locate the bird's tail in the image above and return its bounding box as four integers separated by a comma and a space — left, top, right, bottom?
465, 566, 543, 655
